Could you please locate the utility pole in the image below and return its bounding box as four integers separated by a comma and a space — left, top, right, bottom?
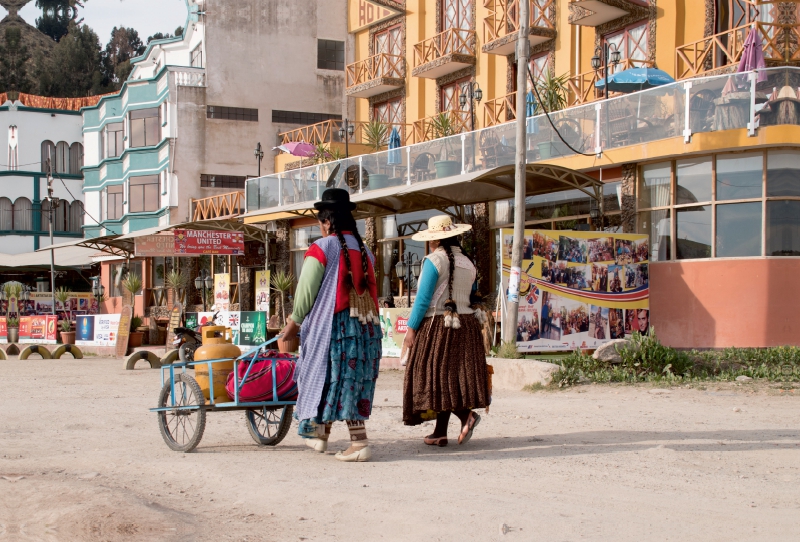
504, 0, 529, 345
45, 155, 56, 315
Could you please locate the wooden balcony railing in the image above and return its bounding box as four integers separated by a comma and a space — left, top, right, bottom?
190, 191, 244, 221
566, 58, 653, 106
413, 28, 477, 67
483, 0, 554, 43
346, 53, 405, 88
412, 110, 471, 143
278, 119, 415, 148
676, 22, 800, 79
483, 92, 517, 127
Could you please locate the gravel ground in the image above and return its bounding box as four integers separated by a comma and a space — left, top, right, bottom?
1, 357, 799, 541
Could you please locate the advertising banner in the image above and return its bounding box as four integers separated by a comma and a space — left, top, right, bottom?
93, 314, 122, 347
19, 315, 58, 344
500, 229, 650, 352
255, 270, 271, 313
135, 233, 175, 257
18, 316, 32, 340
0, 317, 6, 341
239, 312, 267, 347
173, 229, 244, 255
27, 292, 94, 314
76, 315, 95, 345
214, 273, 231, 311
379, 307, 411, 358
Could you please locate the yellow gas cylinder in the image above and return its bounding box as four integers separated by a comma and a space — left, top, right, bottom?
193, 326, 241, 403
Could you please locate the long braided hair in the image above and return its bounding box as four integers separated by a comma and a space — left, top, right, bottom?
317, 208, 369, 290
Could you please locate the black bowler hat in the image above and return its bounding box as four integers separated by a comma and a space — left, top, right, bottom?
314, 188, 356, 211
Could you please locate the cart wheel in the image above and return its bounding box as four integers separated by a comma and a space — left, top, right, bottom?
245, 405, 293, 446
157, 373, 206, 452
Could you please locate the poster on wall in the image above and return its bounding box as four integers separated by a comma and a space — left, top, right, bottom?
93, 314, 122, 347
214, 273, 231, 311
500, 229, 650, 352
173, 229, 245, 255
255, 270, 271, 313
76, 315, 95, 345
379, 308, 411, 358
16, 315, 58, 343
239, 312, 267, 347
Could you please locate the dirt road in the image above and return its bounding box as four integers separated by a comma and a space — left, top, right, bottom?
1, 357, 798, 541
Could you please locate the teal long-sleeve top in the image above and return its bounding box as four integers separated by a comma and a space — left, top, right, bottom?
407, 259, 438, 331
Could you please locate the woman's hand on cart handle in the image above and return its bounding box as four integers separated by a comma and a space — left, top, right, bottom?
280, 318, 300, 343
402, 327, 416, 350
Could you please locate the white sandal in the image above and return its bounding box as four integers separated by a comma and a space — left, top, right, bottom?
304, 438, 328, 453
334, 445, 372, 462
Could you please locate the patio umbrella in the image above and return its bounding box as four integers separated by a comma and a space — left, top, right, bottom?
272, 141, 316, 157
594, 67, 675, 93
387, 126, 402, 165
738, 26, 767, 84
525, 90, 538, 135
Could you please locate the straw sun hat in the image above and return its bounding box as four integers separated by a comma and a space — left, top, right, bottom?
411, 215, 472, 242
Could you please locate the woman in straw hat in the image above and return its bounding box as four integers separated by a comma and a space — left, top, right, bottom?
281, 188, 382, 462
402, 215, 490, 446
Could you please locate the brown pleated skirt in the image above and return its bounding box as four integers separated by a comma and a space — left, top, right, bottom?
402, 313, 491, 426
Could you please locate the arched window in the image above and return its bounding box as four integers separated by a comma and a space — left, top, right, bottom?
13, 197, 32, 231
0, 197, 12, 230
8, 125, 18, 171
55, 141, 70, 174
41, 140, 56, 172
69, 201, 84, 232
69, 143, 83, 175
42, 199, 70, 231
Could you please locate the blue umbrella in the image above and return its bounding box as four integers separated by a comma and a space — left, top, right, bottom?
594, 67, 675, 93
525, 90, 538, 135
387, 126, 402, 165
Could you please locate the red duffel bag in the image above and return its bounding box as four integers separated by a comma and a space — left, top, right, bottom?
225, 350, 298, 402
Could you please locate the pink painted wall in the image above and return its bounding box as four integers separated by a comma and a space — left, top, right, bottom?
651, 259, 800, 348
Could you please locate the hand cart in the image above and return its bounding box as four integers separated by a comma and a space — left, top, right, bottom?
150, 337, 295, 452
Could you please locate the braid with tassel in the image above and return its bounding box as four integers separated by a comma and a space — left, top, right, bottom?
442, 243, 460, 329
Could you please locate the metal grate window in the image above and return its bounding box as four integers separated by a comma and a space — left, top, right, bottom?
206, 106, 259, 122
317, 39, 345, 70
200, 174, 247, 189
271, 110, 341, 125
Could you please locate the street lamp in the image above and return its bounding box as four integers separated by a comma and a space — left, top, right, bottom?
254, 142, 264, 177
91, 277, 105, 314
459, 82, 483, 131
194, 270, 214, 312
338, 119, 356, 158
591, 42, 621, 100
394, 252, 422, 308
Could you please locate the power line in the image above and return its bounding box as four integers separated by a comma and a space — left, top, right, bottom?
56, 173, 120, 236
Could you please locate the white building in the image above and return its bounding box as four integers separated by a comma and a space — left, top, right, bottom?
0, 99, 86, 255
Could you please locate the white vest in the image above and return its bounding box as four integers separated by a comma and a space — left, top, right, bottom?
423, 247, 476, 318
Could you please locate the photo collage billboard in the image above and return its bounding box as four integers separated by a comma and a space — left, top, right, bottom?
501, 229, 650, 352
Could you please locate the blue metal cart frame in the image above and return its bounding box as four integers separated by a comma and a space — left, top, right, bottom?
151, 337, 296, 452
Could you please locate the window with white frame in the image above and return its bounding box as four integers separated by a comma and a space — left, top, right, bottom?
129, 175, 160, 213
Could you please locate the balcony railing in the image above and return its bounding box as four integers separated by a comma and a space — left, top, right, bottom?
247, 67, 800, 216
170, 67, 206, 87
413, 28, 477, 69
483, 0, 555, 43
412, 110, 471, 143
566, 58, 653, 106
346, 53, 405, 88
278, 119, 414, 149
190, 191, 244, 221
676, 22, 800, 80
483, 92, 517, 127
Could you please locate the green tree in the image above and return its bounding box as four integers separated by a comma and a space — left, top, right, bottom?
34, 22, 103, 97
0, 28, 33, 93
101, 26, 145, 89
35, 0, 86, 42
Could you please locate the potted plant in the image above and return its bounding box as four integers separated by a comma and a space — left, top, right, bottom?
270, 270, 298, 352
431, 112, 461, 178
129, 314, 144, 348
534, 71, 571, 159
54, 286, 71, 316
364, 120, 391, 189
6, 316, 19, 344
165, 269, 189, 306
121, 272, 142, 307
59, 319, 75, 345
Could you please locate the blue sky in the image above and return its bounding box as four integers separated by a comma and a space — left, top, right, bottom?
11, 0, 188, 45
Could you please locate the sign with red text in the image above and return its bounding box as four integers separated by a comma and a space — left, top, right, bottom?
173, 229, 245, 255
18, 315, 58, 344
378, 308, 410, 358
349, 0, 402, 32
135, 233, 175, 257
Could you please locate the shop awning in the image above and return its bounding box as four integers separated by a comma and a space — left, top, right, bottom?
242, 163, 606, 223
0, 245, 101, 269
